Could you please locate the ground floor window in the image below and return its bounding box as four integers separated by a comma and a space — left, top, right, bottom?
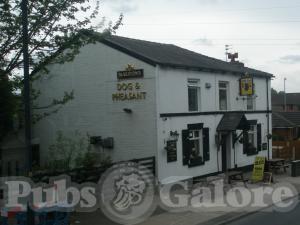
189, 130, 203, 166
243, 123, 262, 155
182, 125, 210, 167
248, 125, 257, 149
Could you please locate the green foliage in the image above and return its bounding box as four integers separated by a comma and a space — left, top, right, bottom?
271, 88, 278, 95
47, 131, 86, 171
0, 71, 17, 140
0, 0, 123, 135
45, 131, 111, 172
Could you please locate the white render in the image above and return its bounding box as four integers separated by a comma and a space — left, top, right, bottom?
33, 42, 157, 164
156, 67, 272, 183
33, 40, 272, 184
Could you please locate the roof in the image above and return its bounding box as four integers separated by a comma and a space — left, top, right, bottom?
217, 113, 250, 132
101, 35, 273, 78
272, 93, 300, 105
272, 112, 300, 128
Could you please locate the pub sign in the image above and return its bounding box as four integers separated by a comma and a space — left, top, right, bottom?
166, 140, 177, 163
117, 64, 144, 79
239, 75, 254, 96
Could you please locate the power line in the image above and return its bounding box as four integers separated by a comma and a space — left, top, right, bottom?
139, 38, 300, 41
135, 5, 300, 17
125, 20, 300, 26
178, 42, 300, 48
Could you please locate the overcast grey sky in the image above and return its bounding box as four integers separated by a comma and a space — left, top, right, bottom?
98, 0, 300, 92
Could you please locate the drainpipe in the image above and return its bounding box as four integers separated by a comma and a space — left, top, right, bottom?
266, 78, 270, 160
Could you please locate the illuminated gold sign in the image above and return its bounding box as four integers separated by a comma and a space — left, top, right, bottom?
112, 82, 146, 101
117, 64, 144, 79
239, 75, 254, 96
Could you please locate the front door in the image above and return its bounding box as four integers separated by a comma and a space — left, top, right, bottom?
221, 134, 227, 172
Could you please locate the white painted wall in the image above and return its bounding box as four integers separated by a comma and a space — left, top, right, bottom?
156, 67, 272, 183
158, 67, 270, 114
33, 40, 272, 184
33, 42, 158, 165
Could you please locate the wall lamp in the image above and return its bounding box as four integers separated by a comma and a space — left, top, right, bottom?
170, 131, 180, 140
123, 108, 132, 114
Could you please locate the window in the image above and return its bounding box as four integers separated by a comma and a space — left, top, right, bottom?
182, 126, 210, 167
188, 79, 200, 111
248, 125, 257, 149
243, 123, 262, 155
189, 130, 203, 162
247, 97, 255, 110
219, 81, 229, 110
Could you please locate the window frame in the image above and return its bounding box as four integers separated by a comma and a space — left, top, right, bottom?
248, 125, 257, 149
243, 122, 262, 155
246, 84, 256, 110
219, 81, 229, 111
188, 129, 203, 160
188, 79, 201, 112
182, 125, 210, 167
247, 96, 255, 111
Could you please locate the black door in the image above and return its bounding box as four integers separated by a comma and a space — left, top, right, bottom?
221, 134, 227, 172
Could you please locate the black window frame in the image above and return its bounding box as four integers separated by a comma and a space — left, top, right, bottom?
182, 124, 210, 167
243, 121, 262, 155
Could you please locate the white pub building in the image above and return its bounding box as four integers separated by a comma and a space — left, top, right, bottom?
33, 35, 273, 184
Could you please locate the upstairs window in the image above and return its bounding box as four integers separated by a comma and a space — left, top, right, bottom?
188, 79, 200, 112
247, 97, 255, 110
219, 81, 229, 110
247, 84, 255, 110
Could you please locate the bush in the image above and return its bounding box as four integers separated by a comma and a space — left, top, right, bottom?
44, 131, 111, 172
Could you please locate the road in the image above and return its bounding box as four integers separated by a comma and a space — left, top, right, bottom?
227, 200, 300, 225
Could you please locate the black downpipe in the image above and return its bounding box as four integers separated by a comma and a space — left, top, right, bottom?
266, 78, 270, 160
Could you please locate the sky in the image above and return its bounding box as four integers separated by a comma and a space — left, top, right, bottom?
96, 0, 300, 92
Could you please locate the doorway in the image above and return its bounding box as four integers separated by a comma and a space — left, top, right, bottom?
221, 134, 228, 172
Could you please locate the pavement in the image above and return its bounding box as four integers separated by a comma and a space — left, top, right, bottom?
70, 168, 300, 225
220, 199, 300, 225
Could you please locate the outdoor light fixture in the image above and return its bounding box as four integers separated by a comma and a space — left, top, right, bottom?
205, 83, 212, 89
102, 137, 114, 149
90, 136, 102, 145
123, 108, 132, 113
170, 131, 179, 140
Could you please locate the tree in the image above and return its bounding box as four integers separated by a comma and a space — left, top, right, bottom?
0, 0, 123, 126
271, 88, 278, 95
0, 70, 17, 141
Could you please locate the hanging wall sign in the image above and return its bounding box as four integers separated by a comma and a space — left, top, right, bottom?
117, 64, 144, 79
239, 75, 254, 96
166, 140, 177, 163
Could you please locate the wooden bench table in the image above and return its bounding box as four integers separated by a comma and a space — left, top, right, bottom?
227, 171, 248, 187
267, 158, 289, 174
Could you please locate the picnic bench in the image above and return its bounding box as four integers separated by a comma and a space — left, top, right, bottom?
227, 171, 248, 187
267, 158, 290, 174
